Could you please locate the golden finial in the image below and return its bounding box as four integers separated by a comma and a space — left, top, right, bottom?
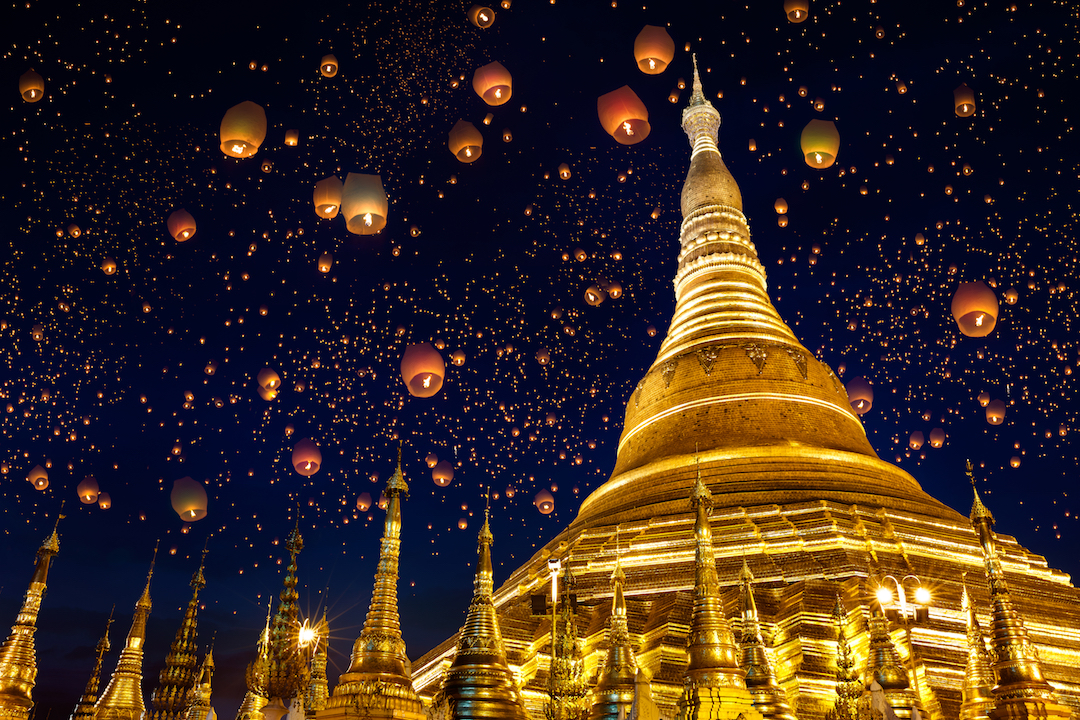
967, 460, 994, 524
688, 53, 707, 107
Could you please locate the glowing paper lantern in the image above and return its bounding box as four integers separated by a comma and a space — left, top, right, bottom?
219, 101, 267, 158
448, 120, 483, 163
401, 343, 445, 398
19, 70, 45, 102
558, 163, 571, 180
356, 492, 372, 511
1004, 288, 1018, 305
472, 61, 512, 106
284, 129, 299, 146
27, 465, 48, 490
784, 0, 809, 22
458, 519, 468, 530
597, 86, 651, 145
977, 391, 990, 407
432, 461, 454, 487
846, 377, 873, 415
607, 282, 623, 299
908, 431, 924, 450
951, 281, 998, 337
318, 252, 333, 273
98, 493, 112, 510
1010, 457, 1021, 469
320, 55, 338, 77
774, 198, 788, 214
68, 224, 81, 238
77, 476, 100, 504
167, 209, 196, 242
341, 173, 388, 234
801, 119, 840, 169
31, 324, 44, 341
101, 257, 117, 275
468, 5, 495, 28
536, 349, 551, 365
634, 25, 674, 74
313, 175, 343, 219
954, 83, 976, 117
929, 428, 946, 448
170, 477, 208, 522
985, 399, 1006, 425
451, 350, 466, 366
425, 453, 439, 468
257, 386, 278, 401
257, 368, 281, 390
534, 489, 555, 515
584, 286, 606, 306
292, 438, 322, 476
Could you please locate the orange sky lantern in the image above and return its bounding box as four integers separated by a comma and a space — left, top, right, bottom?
951, 281, 998, 337
167, 209, 196, 242
341, 173, 388, 234
313, 175, 343, 219
448, 120, 483, 163
170, 477, 208, 522
784, 0, 809, 22
846, 377, 873, 415
801, 119, 840, 168
19, 70, 44, 102
468, 5, 495, 28
954, 83, 976, 117
986, 399, 1006, 425
633, 25, 674, 74
401, 343, 445, 398
219, 101, 267, 158
472, 61, 512, 106
597, 86, 651, 145
432, 460, 454, 487
534, 489, 555, 514
77, 476, 100, 504
320, 54, 338, 77
292, 438, 322, 476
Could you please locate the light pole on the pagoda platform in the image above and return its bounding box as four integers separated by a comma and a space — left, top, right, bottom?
874, 574, 933, 713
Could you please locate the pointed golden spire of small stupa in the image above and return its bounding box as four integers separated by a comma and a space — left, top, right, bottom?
181, 643, 214, 720
864, 606, 917, 720
675, 462, 760, 720
72, 609, 114, 720
264, 516, 305, 703
831, 594, 862, 720
94, 544, 158, 720
588, 531, 639, 720
966, 463, 1071, 720
235, 600, 273, 720
438, 495, 528, 720
959, 580, 994, 720
328, 449, 421, 714
738, 562, 797, 720
0, 510, 64, 720
150, 543, 209, 720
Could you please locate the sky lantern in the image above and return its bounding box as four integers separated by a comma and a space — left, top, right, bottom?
401, 343, 445, 398
558, 163, 571, 180
341, 173, 388, 234
261, 159, 273, 173
951, 281, 998, 337
19, 70, 44, 102
986, 399, 1006, 425
425, 453, 439, 468
97, 493, 112, 510
451, 350, 466, 366
101, 257, 117, 275
313, 175, 343, 219
1004, 288, 1018, 305
292, 438, 322, 476
170, 477, 208, 522
468, 5, 495, 28
584, 285, 606, 306
929, 428, 945, 448
257, 386, 277, 401
774, 198, 788, 214
320, 54, 338, 77
1010, 457, 1021, 469
68, 224, 81, 238
607, 282, 623, 299
954, 83, 976, 117
219, 101, 267, 158
777, 215, 789, 228
633, 25, 674, 74
846, 377, 873, 415
27, 465, 48, 490
257, 368, 281, 390
977, 391, 991, 407
432, 461, 454, 487
597, 86, 651, 145
167, 209, 196, 241
908, 431, 924, 450
77, 476, 100, 504
318, 252, 333, 273
284, 129, 299, 146
448, 120, 483, 163
534, 489, 555, 515
801, 119, 840, 168
458, 519, 468, 530
472, 61, 512, 106
784, 0, 809, 22
31, 324, 44, 342
356, 492, 372, 512
536, 349, 551, 365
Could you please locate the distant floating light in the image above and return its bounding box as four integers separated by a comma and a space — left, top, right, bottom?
426, 453, 439, 468
451, 350, 466, 366
846, 377, 873, 415
784, 0, 809, 22
534, 489, 555, 514
341, 173, 388, 234
1010, 456, 1021, 469
401, 343, 445, 398
472, 61, 512, 106
19, 70, 45, 102
801, 119, 839, 169
954, 83, 976, 117
985, 399, 1006, 426
929, 428, 945, 448
167, 209, 197, 242
27, 465, 48, 491
597, 86, 651, 145
1004, 288, 1018, 305
633, 25, 674, 74
468, 4, 495, 28
951, 281, 998, 337
68, 224, 82, 238
432, 460, 454, 487
101, 257, 117, 275
448, 120, 483, 163
313, 175, 343, 219
284, 129, 299, 146
292, 438, 322, 476
908, 431, 924, 450
170, 477, 208, 522
318, 252, 333, 273
261, 159, 273, 173
607, 282, 623, 299
219, 101, 267, 158
97, 493, 112, 510
356, 492, 372, 511
77, 476, 100, 504
458, 518, 468, 530
320, 54, 338, 78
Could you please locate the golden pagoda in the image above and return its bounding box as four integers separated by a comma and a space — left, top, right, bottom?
412, 51, 1080, 719
182, 648, 215, 720
547, 561, 590, 720
958, 582, 994, 720
967, 466, 1072, 720
738, 562, 797, 720
322, 452, 424, 719
588, 552, 642, 720
262, 520, 306, 718
864, 609, 917, 720
235, 602, 273, 720
304, 610, 329, 716
95, 547, 157, 720
828, 596, 863, 720
431, 502, 528, 720
72, 612, 114, 720
674, 470, 761, 720
0, 514, 62, 720
150, 548, 209, 720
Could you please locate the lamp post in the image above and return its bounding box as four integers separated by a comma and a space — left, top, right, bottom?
874, 574, 932, 715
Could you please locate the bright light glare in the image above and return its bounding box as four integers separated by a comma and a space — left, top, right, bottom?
876, 587, 893, 606
915, 586, 931, 605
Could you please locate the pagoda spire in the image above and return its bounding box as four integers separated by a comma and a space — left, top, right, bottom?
674, 466, 760, 720
864, 608, 917, 720
264, 517, 305, 707
150, 544, 209, 720
95, 545, 157, 720
304, 609, 329, 715
327, 449, 422, 715
437, 497, 528, 720
966, 462, 1071, 720
182, 646, 214, 720
588, 545, 640, 720
959, 581, 994, 720
0, 512, 63, 720
72, 609, 114, 720
738, 562, 797, 720
235, 600, 273, 720
830, 595, 863, 720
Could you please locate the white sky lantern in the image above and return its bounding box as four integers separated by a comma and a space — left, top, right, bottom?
472, 61, 512, 106
846, 377, 873, 415
77, 476, 100, 504
320, 54, 338, 77
170, 477, 208, 522
313, 175, 343, 219
951, 281, 998, 337
19, 70, 44, 102
448, 120, 483, 163
219, 101, 267, 158
167, 209, 197, 242
341, 173, 388, 235
400, 343, 445, 398
633, 25, 674, 74
468, 5, 495, 28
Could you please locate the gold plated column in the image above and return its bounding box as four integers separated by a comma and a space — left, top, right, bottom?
72, 612, 113, 720
95, 548, 157, 720
588, 556, 640, 720
738, 563, 796, 720
150, 548, 208, 720
959, 583, 994, 720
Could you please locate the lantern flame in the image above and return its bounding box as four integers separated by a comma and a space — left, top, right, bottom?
648, 58, 656, 70
422, 375, 432, 388
795, 10, 801, 17
479, 11, 488, 21
363, 212, 373, 226
975, 314, 985, 327
494, 88, 502, 99
622, 121, 634, 136
232, 144, 244, 154
814, 152, 823, 164
325, 204, 336, 212
465, 147, 473, 157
